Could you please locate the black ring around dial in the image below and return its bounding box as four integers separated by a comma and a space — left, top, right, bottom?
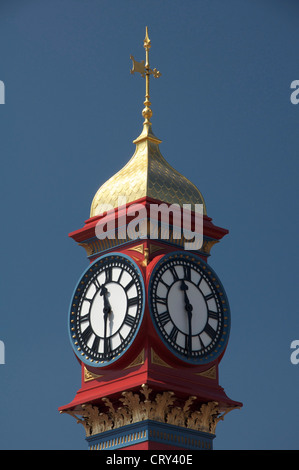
68, 253, 145, 367
148, 251, 230, 365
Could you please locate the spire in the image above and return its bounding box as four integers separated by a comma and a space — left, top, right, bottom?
130, 27, 161, 132
90, 28, 207, 218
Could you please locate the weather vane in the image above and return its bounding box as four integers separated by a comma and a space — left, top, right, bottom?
130, 27, 161, 125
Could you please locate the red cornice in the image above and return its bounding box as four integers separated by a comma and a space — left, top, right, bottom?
68, 197, 228, 244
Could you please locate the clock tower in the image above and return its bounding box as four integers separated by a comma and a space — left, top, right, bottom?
59, 28, 242, 451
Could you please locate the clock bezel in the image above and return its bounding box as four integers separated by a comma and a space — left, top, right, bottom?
148, 251, 231, 365
68, 252, 145, 368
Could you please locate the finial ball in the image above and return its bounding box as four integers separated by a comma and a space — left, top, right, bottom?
142, 106, 153, 121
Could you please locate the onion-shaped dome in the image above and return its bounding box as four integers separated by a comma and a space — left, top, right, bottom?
90, 123, 206, 217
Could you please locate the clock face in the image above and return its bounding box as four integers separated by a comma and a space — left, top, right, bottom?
149, 252, 230, 364
69, 254, 145, 367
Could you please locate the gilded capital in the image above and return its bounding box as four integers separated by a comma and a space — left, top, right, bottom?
61, 384, 240, 438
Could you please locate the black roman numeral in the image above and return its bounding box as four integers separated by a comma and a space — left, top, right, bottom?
208, 310, 218, 320
124, 314, 135, 328
158, 311, 171, 327
81, 325, 93, 344
127, 296, 138, 308
79, 313, 90, 323
119, 331, 124, 343
91, 335, 100, 353
156, 296, 167, 306
185, 334, 192, 353
203, 323, 217, 340
183, 265, 191, 281
124, 278, 135, 292
159, 278, 170, 289
117, 268, 124, 284
104, 337, 112, 356
204, 293, 214, 301
105, 266, 112, 283
169, 266, 179, 282
93, 277, 101, 289
169, 326, 179, 343
197, 334, 205, 350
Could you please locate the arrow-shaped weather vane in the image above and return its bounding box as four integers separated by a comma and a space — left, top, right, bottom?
130, 27, 161, 125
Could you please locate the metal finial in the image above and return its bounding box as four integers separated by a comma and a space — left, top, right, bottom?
130, 27, 161, 125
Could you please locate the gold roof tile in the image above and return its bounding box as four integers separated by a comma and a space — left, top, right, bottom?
90, 124, 206, 217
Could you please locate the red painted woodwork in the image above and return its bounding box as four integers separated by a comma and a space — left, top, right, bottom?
59, 199, 241, 417
59, 196, 242, 452
68, 196, 229, 249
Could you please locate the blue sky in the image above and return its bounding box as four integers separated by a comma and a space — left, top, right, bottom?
0, 0, 299, 450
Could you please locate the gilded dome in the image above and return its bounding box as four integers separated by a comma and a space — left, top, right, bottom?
90, 124, 206, 218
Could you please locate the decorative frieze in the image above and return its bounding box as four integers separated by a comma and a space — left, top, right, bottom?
62, 384, 239, 438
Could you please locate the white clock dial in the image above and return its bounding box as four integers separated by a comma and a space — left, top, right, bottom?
69, 254, 144, 366
149, 253, 230, 364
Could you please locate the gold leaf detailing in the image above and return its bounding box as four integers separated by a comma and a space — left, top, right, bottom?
61, 385, 240, 437
90, 138, 206, 217
84, 366, 104, 382
187, 402, 236, 434
201, 239, 219, 255
195, 365, 216, 380
78, 242, 94, 257
127, 244, 144, 255
151, 348, 172, 368
141, 247, 149, 266
127, 244, 150, 266
124, 350, 145, 369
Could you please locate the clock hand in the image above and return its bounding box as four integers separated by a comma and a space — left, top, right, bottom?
180, 280, 193, 312
180, 281, 193, 355
100, 285, 112, 354
100, 285, 111, 314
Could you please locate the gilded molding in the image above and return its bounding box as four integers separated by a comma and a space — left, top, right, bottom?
151, 348, 172, 368
84, 367, 104, 382
78, 242, 94, 257
128, 244, 150, 266
195, 365, 217, 380
124, 350, 145, 369
201, 239, 219, 255
141, 247, 149, 266
127, 244, 144, 255
77, 232, 215, 260
61, 384, 239, 437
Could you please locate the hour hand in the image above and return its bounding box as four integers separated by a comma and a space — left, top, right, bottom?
180, 281, 193, 313
180, 280, 188, 292
180, 280, 192, 355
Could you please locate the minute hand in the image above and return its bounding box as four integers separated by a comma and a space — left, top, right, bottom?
100, 285, 111, 354
180, 281, 193, 355
100, 285, 111, 315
